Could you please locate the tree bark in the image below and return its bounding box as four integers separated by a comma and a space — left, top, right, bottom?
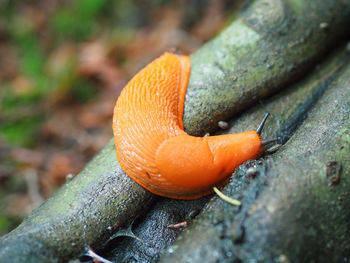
159, 46, 350, 263
0, 0, 349, 262
183, 0, 350, 135
105, 46, 350, 263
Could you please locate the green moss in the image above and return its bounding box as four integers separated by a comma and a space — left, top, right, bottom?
0, 215, 21, 236
1, 89, 41, 111
339, 127, 350, 146
78, 0, 110, 18
5, 14, 52, 105
0, 116, 44, 147
51, 0, 110, 41
288, 0, 305, 13
8, 16, 45, 78
51, 11, 92, 41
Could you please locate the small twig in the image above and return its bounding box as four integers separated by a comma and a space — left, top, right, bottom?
86, 246, 113, 263
213, 187, 241, 206
24, 169, 44, 211
167, 221, 188, 229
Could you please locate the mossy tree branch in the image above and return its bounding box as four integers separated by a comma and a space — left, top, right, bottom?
0, 0, 349, 262
184, 0, 350, 135
160, 46, 350, 263
107, 46, 350, 263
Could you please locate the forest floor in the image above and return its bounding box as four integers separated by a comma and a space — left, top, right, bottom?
0, 0, 239, 235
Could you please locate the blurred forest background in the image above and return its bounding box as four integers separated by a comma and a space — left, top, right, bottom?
0, 0, 241, 236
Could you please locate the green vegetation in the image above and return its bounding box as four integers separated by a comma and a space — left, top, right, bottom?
51, 0, 110, 41
0, 0, 174, 148
0, 0, 115, 147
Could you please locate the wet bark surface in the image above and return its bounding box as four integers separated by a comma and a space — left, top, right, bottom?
0, 0, 349, 262
106, 46, 350, 263
159, 48, 350, 263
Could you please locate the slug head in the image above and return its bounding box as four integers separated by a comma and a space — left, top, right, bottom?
155, 131, 262, 196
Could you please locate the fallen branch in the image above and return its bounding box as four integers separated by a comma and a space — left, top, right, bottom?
0, 0, 349, 262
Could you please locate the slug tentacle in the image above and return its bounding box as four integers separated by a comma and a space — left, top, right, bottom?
113, 52, 264, 200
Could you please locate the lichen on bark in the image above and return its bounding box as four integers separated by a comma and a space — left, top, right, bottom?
1, 0, 350, 262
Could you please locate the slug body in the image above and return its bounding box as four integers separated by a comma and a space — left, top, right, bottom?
113, 52, 261, 199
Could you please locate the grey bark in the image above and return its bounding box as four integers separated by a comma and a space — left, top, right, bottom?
159, 46, 350, 263
106, 46, 350, 263
184, 0, 350, 136
0, 0, 349, 262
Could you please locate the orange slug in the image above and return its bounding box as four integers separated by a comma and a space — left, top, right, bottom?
113, 52, 270, 200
